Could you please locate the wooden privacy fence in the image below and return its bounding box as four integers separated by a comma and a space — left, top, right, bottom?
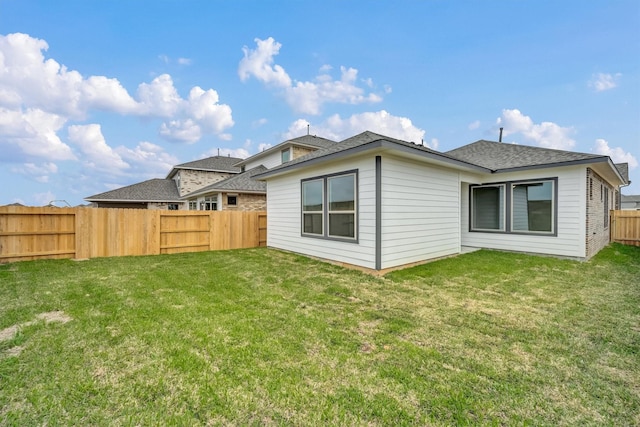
610, 210, 640, 247
0, 206, 267, 263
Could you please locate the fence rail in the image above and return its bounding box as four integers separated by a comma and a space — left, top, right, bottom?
0, 206, 267, 263
610, 210, 640, 247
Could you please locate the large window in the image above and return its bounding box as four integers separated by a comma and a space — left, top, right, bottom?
471, 178, 556, 235
301, 171, 357, 241
512, 181, 553, 232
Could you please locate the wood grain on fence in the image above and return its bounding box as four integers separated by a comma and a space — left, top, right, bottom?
610, 210, 640, 247
0, 206, 266, 263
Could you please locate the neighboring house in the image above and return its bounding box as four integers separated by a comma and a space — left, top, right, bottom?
255, 131, 629, 272
85, 156, 243, 209
183, 166, 269, 211
180, 135, 337, 211
621, 195, 640, 210
85, 135, 337, 210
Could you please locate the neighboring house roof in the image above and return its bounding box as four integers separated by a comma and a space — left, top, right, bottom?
445, 140, 606, 171
166, 156, 243, 179
234, 135, 337, 167
615, 163, 630, 184
85, 179, 180, 202
255, 131, 491, 179
622, 194, 640, 202
183, 166, 268, 198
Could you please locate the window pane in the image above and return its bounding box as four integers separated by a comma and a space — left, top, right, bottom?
302, 180, 323, 211
329, 213, 355, 238
472, 186, 504, 230
328, 175, 355, 211
303, 213, 323, 234
281, 149, 290, 163
512, 181, 552, 232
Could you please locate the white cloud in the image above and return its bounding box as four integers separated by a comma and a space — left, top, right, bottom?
159, 119, 201, 144
0, 107, 76, 160
285, 110, 427, 146
177, 57, 192, 66
115, 141, 179, 177
496, 109, 575, 150
468, 120, 481, 130
11, 162, 58, 183
239, 37, 383, 115
0, 32, 234, 158
592, 138, 638, 168
589, 73, 621, 92
67, 124, 130, 172
238, 37, 291, 87
252, 118, 268, 128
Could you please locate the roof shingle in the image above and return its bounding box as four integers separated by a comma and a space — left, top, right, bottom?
85, 179, 180, 202
445, 140, 604, 171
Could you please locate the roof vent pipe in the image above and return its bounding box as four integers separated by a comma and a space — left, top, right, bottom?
499, 127, 504, 142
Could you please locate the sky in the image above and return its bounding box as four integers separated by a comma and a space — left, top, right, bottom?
1, 0, 639, 207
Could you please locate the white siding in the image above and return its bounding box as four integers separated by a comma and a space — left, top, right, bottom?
380, 155, 461, 269
266, 156, 377, 269
245, 151, 283, 170
461, 166, 587, 258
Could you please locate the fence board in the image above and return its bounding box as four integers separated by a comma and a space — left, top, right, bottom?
610, 210, 640, 247
0, 206, 266, 263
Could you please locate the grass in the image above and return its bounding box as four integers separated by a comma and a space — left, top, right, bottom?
0, 244, 638, 426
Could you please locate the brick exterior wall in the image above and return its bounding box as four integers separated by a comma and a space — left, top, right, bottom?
221, 193, 266, 212
177, 170, 235, 196
585, 168, 615, 258
292, 146, 316, 160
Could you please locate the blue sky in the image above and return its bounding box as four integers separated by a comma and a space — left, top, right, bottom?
1, 0, 639, 206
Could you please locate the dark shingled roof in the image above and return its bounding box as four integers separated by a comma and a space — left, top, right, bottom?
167, 156, 243, 178
445, 140, 605, 171
85, 179, 180, 202
255, 131, 485, 178
183, 166, 268, 198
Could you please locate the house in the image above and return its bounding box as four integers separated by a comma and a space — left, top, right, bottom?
255, 131, 629, 272
85, 135, 337, 210
621, 195, 640, 210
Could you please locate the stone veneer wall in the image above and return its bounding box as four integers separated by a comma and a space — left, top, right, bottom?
221, 193, 266, 212
178, 170, 235, 196
585, 168, 614, 258
292, 146, 315, 160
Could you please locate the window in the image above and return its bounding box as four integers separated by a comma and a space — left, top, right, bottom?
281, 148, 291, 163
471, 185, 505, 231
512, 181, 553, 232
188, 201, 197, 210
328, 175, 356, 238
302, 179, 323, 235
301, 171, 357, 241
604, 188, 609, 228
168, 204, 179, 210
201, 196, 216, 211
470, 178, 556, 235
227, 195, 237, 206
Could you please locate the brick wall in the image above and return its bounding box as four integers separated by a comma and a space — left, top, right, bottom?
148, 202, 186, 210
177, 170, 235, 196
585, 168, 614, 258
221, 193, 266, 212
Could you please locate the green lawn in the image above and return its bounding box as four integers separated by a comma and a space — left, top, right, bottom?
1, 244, 638, 426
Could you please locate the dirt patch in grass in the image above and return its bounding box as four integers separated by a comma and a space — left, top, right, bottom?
0, 310, 73, 342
